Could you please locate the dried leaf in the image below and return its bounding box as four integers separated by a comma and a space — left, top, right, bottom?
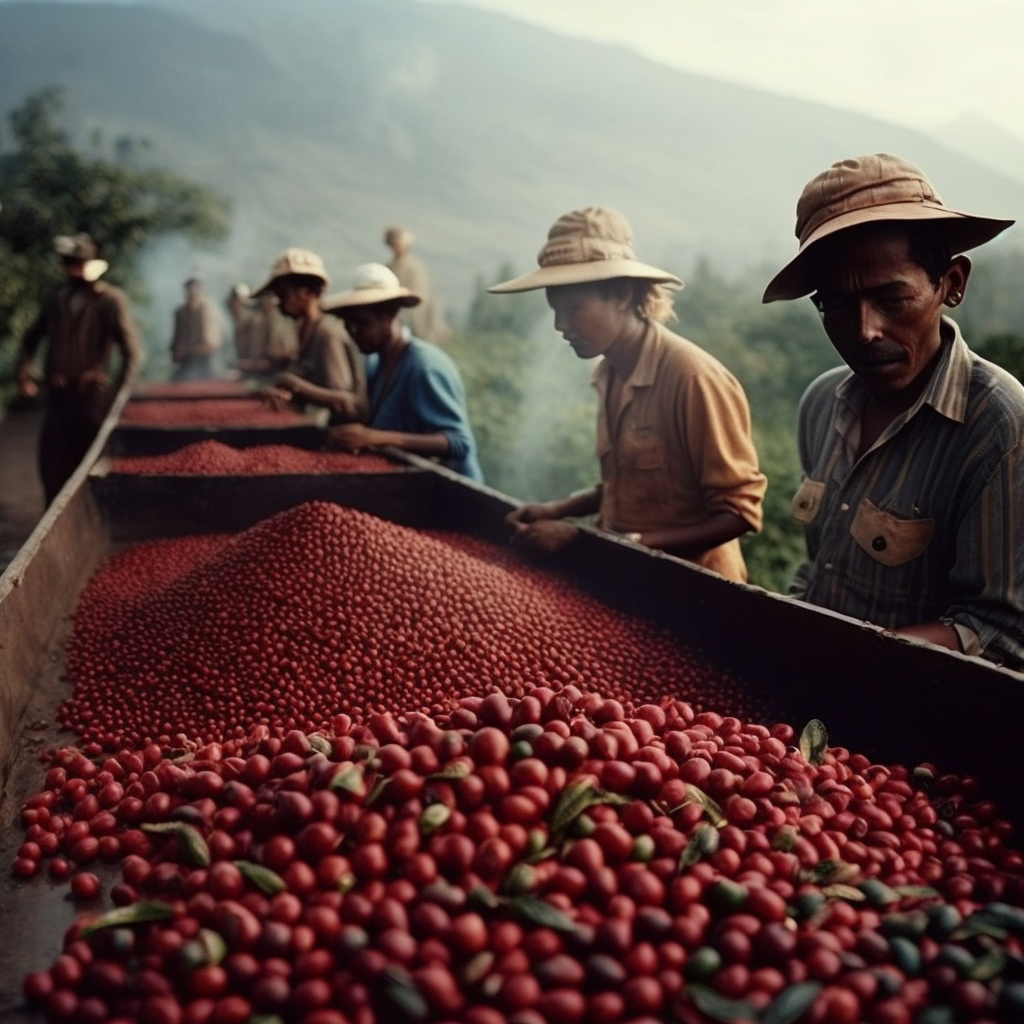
808, 859, 860, 885
364, 775, 390, 806
822, 884, 866, 902
79, 901, 176, 935
307, 734, 333, 757
798, 719, 828, 765
428, 760, 472, 781
893, 885, 942, 900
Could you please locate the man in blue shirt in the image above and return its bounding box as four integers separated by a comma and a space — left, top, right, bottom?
322, 264, 482, 481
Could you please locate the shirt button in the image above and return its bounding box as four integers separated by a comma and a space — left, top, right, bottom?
824, 562, 834, 570
872, 536, 887, 551
840, 503, 850, 511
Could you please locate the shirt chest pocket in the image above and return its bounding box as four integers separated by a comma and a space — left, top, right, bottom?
791, 478, 825, 525
850, 499, 935, 567
620, 428, 666, 471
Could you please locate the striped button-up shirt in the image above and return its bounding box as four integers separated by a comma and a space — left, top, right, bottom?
791, 317, 1024, 670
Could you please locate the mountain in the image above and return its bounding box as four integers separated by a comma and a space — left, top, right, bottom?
2, 0, 1024, 323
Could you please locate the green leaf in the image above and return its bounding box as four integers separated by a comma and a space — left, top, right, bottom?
798, 719, 828, 765
808, 859, 859, 885
507, 894, 578, 934
687, 983, 758, 1022
329, 765, 366, 796
772, 826, 797, 852
761, 982, 824, 1024
234, 860, 287, 895
379, 965, 429, 1021
364, 775, 390, 806
678, 823, 720, 870
550, 779, 604, 840
968, 946, 1007, 982
79, 901, 176, 935
419, 802, 452, 836
141, 821, 210, 867
683, 785, 727, 828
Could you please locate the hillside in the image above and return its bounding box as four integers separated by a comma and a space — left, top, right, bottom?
2, 0, 1024, 321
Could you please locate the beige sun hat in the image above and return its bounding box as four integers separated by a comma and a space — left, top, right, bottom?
321, 263, 422, 311
253, 248, 330, 296
488, 207, 683, 293
763, 153, 1015, 303
54, 233, 108, 282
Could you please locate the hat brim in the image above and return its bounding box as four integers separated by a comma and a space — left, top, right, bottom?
488, 259, 683, 293
321, 287, 421, 311
82, 260, 108, 283
252, 270, 330, 298
763, 203, 1015, 303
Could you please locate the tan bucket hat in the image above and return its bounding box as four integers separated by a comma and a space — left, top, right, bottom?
54, 233, 108, 282
763, 153, 1015, 303
321, 263, 421, 311
488, 207, 683, 293
253, 248, 330, 296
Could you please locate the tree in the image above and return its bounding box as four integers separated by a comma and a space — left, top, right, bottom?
0, 86, 230, 401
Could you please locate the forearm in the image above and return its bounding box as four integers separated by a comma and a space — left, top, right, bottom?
632, 511, 752, 558
290, 379, 368, 421
549, 486, 602, 519
365, 429, 450, 459
893, 621, 962, 653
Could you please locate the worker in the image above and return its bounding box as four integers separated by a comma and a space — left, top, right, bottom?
322, 263, 482, 481
170, 275, 223, 381
253, 248, 368, 424
763, 153, 1024, 668
489, 207, 766, 582
16, 232, 141, 504
231, 287, 297, 378
384, 225, 450, 343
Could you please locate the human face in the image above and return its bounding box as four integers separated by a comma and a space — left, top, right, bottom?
808, 225, 967, 399
545, 283, 630, 360
273, 278, 314, 319
340, 305, 397, 355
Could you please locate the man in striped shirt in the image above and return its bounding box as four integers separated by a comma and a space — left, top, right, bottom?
763, 154, 1024, 670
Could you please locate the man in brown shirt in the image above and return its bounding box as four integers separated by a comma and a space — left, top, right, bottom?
17, 233, 141, 503
490, 208, 765, 581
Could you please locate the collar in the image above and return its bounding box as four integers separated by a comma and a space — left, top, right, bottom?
591, 319, 664, 393
835, 315, 972, 426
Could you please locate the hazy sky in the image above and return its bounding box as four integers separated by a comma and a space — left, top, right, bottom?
425, 0, 1024, 140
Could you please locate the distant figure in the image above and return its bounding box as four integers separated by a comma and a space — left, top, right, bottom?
231, 286, 298, 378
16, 232, 141, 503
170, 276, 222, 381
255, 248, 368, 423
384, 225, 450, 342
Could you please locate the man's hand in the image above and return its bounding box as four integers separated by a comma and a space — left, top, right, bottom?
510, 519, 581, 556
275, 372, 307, 397
261, 385, 294, 410
505, 502, 558, 530
17, 372, 39, 399
77, 369, 110, 392
327, 423, 383, 452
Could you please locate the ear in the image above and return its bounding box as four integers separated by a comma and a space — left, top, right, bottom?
942, 255, 972, 307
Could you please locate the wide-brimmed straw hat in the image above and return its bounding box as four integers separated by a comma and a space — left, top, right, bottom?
487, 207, 683, 293
54, 233, 108, 282
321, 263, 421, 311
763, 153, 1015, 303
253, 248, 330, 296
